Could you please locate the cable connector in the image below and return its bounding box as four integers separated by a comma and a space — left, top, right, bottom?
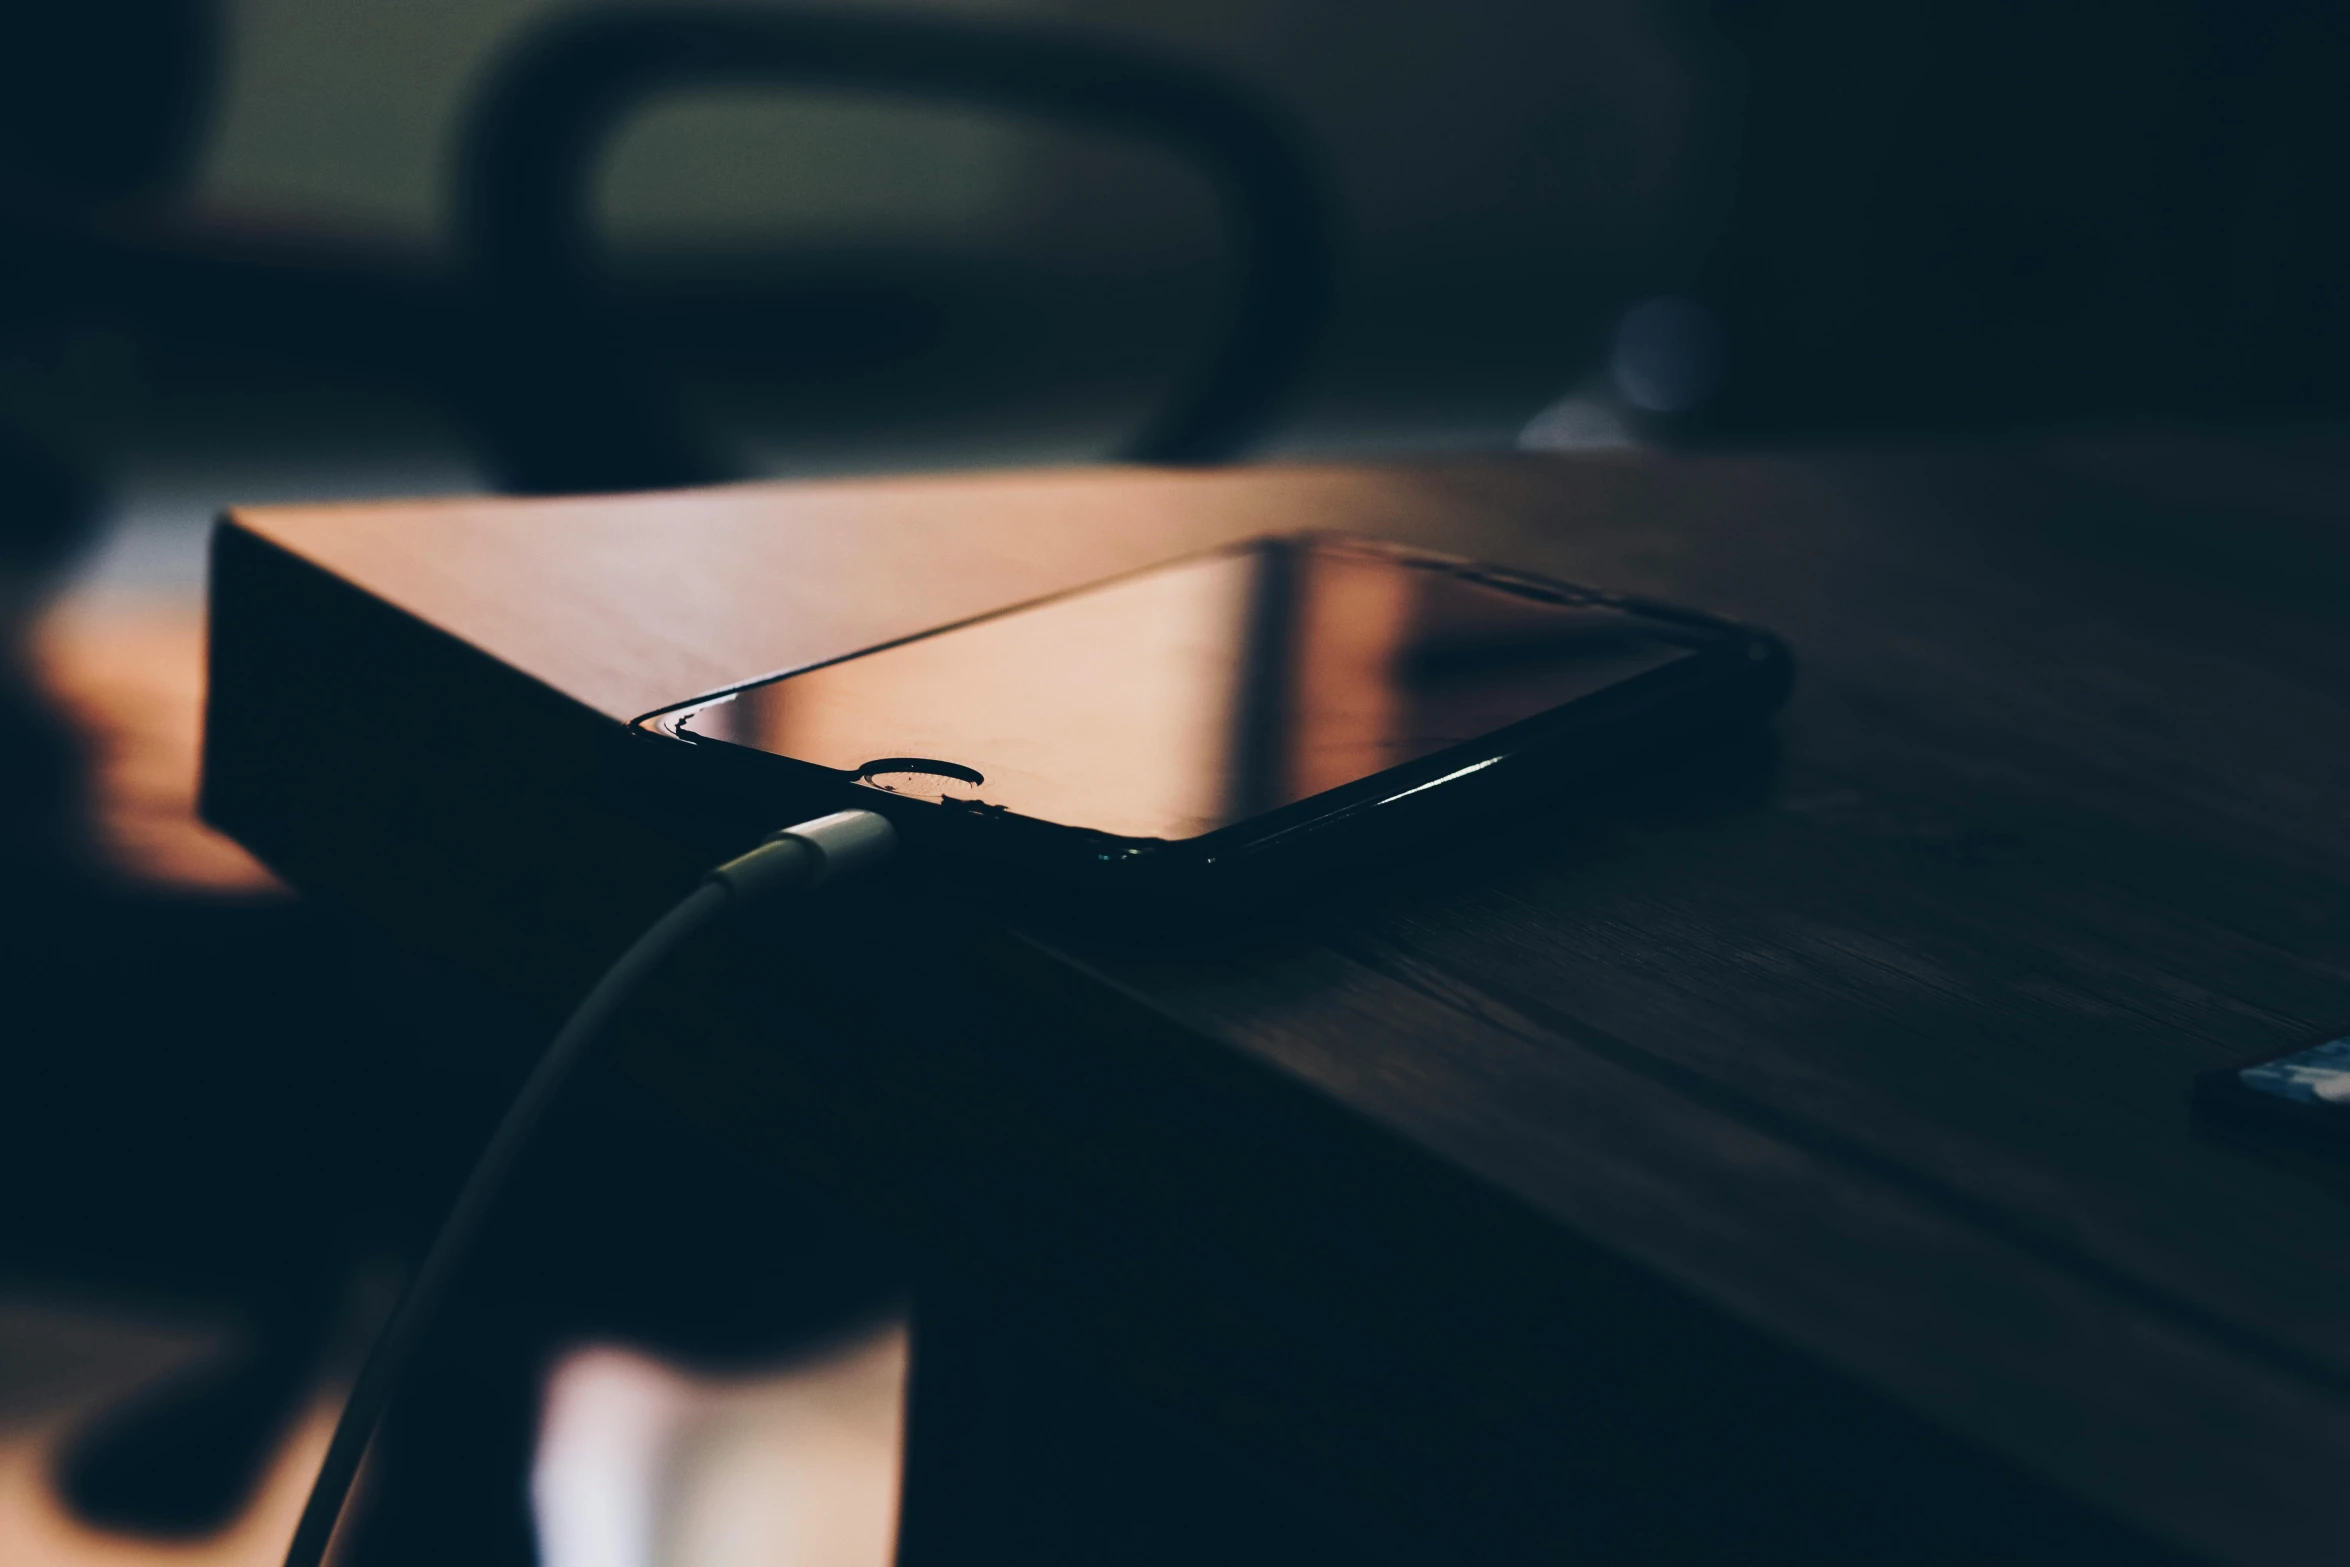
707, 808, 897, 902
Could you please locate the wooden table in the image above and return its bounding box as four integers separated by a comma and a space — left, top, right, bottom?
201, 429, 2350, 1566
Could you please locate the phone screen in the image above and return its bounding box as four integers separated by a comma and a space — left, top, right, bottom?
667, 536, 1717, 842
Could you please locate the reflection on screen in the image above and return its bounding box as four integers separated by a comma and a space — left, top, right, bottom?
679, 538, 1704, 842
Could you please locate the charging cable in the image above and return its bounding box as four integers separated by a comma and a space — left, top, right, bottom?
281, 808, 897, 1567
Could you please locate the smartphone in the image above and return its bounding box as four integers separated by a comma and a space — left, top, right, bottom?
630, 533, 1793, 895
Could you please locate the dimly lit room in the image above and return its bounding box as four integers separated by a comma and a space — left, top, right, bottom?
5, 1, 2350, 1563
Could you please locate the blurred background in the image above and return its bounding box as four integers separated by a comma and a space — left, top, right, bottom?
6, 0, 2350, 1561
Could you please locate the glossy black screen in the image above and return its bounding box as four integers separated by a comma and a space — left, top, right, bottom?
670, 536, 1710, 842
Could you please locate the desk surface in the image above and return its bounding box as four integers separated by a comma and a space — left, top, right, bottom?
202, 431, 2350, 1566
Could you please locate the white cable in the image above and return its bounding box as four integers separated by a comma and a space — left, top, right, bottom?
283, 809, 897, 1567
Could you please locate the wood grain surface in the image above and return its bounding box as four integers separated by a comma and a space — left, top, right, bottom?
202, 429, 2350, 1565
